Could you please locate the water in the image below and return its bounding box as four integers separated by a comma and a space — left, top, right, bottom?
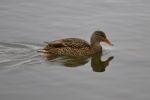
0, 0, 150, 100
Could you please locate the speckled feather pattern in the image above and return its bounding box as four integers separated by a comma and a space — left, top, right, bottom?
43, 38, 94, 57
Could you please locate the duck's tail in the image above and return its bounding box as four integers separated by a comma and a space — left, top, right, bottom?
37, 49, 48, 53
37, 41, 50, 53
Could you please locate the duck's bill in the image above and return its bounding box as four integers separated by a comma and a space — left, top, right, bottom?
104, 38, 113, 46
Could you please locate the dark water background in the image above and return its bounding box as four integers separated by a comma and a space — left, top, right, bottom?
0, 0, 150, 100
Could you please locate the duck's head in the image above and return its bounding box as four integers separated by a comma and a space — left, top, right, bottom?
90, 31, 113, 46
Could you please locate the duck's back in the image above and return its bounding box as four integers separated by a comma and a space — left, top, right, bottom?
43, 38, 92, 56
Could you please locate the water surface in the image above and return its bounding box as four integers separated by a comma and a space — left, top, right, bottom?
0, 0, 150, 100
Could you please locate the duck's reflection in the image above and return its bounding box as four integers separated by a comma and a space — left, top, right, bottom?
43, 52, 114, 72
91, 52, 113, 72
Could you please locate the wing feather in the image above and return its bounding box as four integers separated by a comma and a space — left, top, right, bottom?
44, 38, 90, 49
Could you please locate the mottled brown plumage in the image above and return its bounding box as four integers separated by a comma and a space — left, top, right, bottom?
39, 31, 113, 57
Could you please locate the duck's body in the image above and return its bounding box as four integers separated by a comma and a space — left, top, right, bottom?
43, 38, 98, 57
40, 31, 113, 57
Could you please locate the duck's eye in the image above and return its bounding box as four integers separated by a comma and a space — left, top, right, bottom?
95, 33, 100, 36
96, 33, 106, 38
100, 33, 106, 38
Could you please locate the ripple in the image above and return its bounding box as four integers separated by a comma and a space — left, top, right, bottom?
0, 42, 43, 71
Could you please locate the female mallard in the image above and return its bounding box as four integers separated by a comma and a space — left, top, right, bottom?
40, 31, 113, 57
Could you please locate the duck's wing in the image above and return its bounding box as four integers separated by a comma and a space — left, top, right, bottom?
44, 38, 90, 49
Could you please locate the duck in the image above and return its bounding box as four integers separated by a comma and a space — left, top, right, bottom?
39, 31, 113, 57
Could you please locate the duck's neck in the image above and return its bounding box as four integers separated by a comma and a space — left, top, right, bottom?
90, 42, 102, 53
90, 36, 102, 53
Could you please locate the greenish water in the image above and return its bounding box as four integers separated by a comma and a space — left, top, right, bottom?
0, 0, 150, 100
